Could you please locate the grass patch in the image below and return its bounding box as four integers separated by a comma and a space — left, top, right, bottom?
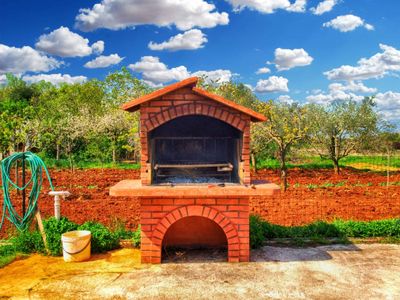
292, 181, 348, 189
256, 157, 334, 170
379, 181, 400, 186
0, 217, 137, 267
250, 215, 400, 249
0, 244, 16, 268
341, 155, 400, 168
42, 158, 140, 170
256, 154, 400, 171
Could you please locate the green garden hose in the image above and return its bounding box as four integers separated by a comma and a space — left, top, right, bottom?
1, 152, 54, 231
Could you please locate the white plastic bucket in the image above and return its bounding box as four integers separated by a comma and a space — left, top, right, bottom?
61, 230, 91, 262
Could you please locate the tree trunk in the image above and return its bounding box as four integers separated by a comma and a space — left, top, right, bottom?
333, 159, 340, 175
56, 143, 60, 161
250, 152, 257, 173
112, 148, 116, 163
111, 139, 117, 163
68, 154, 74, 173
387, 148, 390, 188
280, 167, 288, 191
279, 149, 288, 192
67, 141, 74, 173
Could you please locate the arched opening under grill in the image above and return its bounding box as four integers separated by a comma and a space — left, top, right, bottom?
162, 216, 228, 262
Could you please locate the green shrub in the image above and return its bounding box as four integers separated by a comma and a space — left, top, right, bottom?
261, 222, 287, 238
301, 221, 342, 238
132, 225, 141, 248
0, 244, 17, 268
78, 221, 120, 253
250, 215, 400, 244
11, 230, 45, 254
250, 215, 266, 249
332, 219, 400, 238
43, 217, 78, 256
109, 218, 134, 240
0, 244, 15, 256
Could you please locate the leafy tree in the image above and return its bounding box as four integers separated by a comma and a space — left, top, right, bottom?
257, 101, 310, 191
201, 80, 259, 110
307, 97, 381, 175
96, 107, 136, 162
0, 74, 40, 153
36, 80, 105, 161
102, 67, 152, 106
250, 121, 272, 172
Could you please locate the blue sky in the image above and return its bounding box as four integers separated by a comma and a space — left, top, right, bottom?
1, 0, 400, 125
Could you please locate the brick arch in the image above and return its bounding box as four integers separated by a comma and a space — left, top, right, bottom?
144, 103, 247, 132
152, 205, 240, 262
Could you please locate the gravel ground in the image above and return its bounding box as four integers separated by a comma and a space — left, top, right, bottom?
0, 243, 399, 299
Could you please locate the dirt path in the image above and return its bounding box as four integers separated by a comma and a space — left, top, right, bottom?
0, 244, 399, 299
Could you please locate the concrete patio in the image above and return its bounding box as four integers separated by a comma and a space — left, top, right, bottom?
0, 243, 399, 299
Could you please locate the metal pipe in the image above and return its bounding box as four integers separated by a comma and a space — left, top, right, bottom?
22, 153, 26, 217
54, 195, 60, 220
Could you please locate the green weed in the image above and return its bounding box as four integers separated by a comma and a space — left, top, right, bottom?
132, 225, 141, 248
78, 221, 120, 253
250, 215, 400, 248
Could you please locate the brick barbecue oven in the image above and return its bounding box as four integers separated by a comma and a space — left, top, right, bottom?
110, 77, 279, 263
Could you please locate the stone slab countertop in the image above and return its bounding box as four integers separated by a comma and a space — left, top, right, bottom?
110, 180, 280, 198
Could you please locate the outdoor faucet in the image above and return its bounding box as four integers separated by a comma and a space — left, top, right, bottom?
49, 191, 71, 220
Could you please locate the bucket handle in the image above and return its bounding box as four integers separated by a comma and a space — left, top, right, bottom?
63, 239, 91, 255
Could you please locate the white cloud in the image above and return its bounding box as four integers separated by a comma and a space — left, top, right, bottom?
128, 56, 190, 85
307, 88, 400, 125
277, 95, 295, 104
84, 54, 124, 68
244, 83, 254, 91
310, 0, 337, 15
364, 23, 374, 31
0, 44, 61, 74
255, 76, 289, 93
323, 14, 374, 32
306, 90, 364, 104
0, 74, 7, 85
256, 67, 271, 74
226, 0, 306, 14
148, 29, 207, 51
22, 73, 87, 85
324, 44, 400, 81
374, 91, 400, 122
129, 56, 235, 86
310, 88, 323, 95
274, 48, 313, 71
286, 0, 307, 12
328, 81, 377, 93
75, 0, 229, 31
91, 40, 105, 54
192, 69, 234, 83
35, 26, 103, 57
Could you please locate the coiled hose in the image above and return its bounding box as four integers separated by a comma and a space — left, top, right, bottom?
1, 152, 54, 231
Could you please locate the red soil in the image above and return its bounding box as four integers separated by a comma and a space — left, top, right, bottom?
1, 168, 399, 237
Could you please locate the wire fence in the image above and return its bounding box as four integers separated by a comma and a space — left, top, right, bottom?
1, 152, 399, 238
251, 152, 400, 225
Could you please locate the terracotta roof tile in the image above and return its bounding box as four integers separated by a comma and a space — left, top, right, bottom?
192, 87, 266, 122
121, 77, 198, 111
121, 77, 266, 122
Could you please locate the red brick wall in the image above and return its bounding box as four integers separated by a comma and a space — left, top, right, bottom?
139, 87, 252, 185
140, 196, 250, 263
